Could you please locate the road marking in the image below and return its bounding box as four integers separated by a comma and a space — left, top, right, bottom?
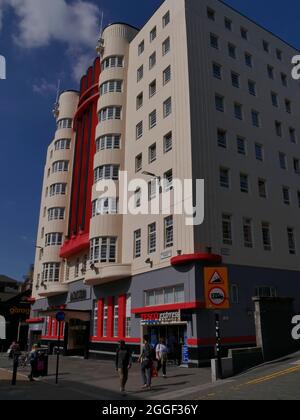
245, 365, 300, 385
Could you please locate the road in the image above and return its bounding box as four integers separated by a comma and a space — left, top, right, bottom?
1, 351, 300, 400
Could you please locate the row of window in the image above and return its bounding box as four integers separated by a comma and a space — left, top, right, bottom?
52, 160, 69, 173
49, 183, 67, 197
98, 106, 121, 122
137, 37, 170, 82
207, 6, 285, 61
47, 207, 65, 221
57, 119, 72, 130
222, 214, 297, 254
90, 237, 117, 263
137, 10, 170, 56
94, 165, 119, 183
136, 97, 172, 139
41, 263, 60, 282
45, 232, 63, 247
101, 55, 124, 71
54, 138, 71, 151
92, 198, 118, 217
135, 132, 172, 170
136, 65, 171, 110
100, 80, 123, 95
145, 284, 184, 307
96, 134, 121, 152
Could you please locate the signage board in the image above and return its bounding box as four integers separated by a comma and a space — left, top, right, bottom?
141, 311, 181, 325
204, 267, 230, 310
56, 312, 65, 322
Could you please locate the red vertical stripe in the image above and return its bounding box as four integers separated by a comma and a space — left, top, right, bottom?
97, 299, 104, 338
118, 295, 126, 339
107, 297, 114, 338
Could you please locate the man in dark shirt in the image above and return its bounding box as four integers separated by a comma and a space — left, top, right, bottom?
115, 340, 132, 394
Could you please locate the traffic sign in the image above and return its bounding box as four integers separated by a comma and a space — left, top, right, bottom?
56, 312, 65, 322
204, 267, 230, 309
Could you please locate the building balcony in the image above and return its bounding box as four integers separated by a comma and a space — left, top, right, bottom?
84, 263, 132, 286
38, 282, 69, 298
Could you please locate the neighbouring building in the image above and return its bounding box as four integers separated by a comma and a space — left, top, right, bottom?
30, 0, 300, 366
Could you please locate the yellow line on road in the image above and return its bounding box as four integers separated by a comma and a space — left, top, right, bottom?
246, 364, 300, 385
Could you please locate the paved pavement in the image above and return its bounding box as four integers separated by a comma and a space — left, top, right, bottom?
1, 351, 300, 400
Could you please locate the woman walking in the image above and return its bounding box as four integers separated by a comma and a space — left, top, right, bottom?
139, 335, 153, 391
115, 340, 132, 394
156, 338, 168, 378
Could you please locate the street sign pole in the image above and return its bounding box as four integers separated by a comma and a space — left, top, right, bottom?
215, 312, 223, 380
55, 320, 61, 385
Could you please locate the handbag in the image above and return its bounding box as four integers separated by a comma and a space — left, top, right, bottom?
151, 365, 158, 378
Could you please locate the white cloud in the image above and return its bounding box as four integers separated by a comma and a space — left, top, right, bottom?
32, 79, 58, 96
0, 0, 101, 80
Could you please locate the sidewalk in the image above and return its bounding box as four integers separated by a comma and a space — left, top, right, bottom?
0, 354, 212, 400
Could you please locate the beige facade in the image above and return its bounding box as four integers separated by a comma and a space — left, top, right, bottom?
32, 0, 300, 299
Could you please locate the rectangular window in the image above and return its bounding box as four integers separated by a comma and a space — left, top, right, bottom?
231, 285, 239, 304
245, 52, 253, 67
138, 40, 144, 56
240, 173, 249, 193
207, 7, 215, 20
148, 223, 156, 254
150, 27, 157, 42
283, 187, 290, 205
231, 72, 240, 88
275, 121, 282, 137
149, 143, 156, 163
234, 103, 243, 120
271, 92, 279, 107
149, 80, 157, 98
248, 80, 256, 96
215, 94, 224, 112
243, 218, 253, 248
290, 128, 296, 144
225, 18, 232, 31
136, 121, 143, 139
145, 285, 184, 307
294, 158, 300, 174
134, 229, 141, 258
135, 188, 141, 209
162, 37, 170, 55
149, 110, 157, 129
220, 167, 230, 188
137, 65, 144, 82
135, 154, 142, 173
237, 136, 246, 155
210, 33, 219, 49
241, 27, 248, 40
149, 52, 156, 69
255, 287, 277, 298
285, 99, 291, 114
287, 228, 296, 255
163, 11, 170, 27
262, 222, 272, 251
279, 152, 287, 170
136, 92, 143, 110
148, 180, 157, 201
267, 65, 274, 79
92, 301, 98, 337
258, 179, 267, 198
164, 216, 174, 248
263, 40, 269, 52
113, 302, 119, 338
228, 43, 237, 59
164, 131, 173, 153
90, 237, 117, 263
163, 97, 172, 118
276, 49, 282, 60
103, 302, 108, 337
163, 65, 171, 85
164, 169, 173, 191
213, 63, 222, 79
255, 143, 264, 161
125, 295, 132, 338
281, 73, 288, 87
222, 214, 233, 245
252, 110, 260, 127
217, 129, 227, 149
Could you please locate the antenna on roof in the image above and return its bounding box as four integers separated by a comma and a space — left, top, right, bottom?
52, 79, 61, 119
96, 11, 105, 57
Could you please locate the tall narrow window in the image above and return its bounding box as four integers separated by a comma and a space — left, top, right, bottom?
148, 223, 156, 254
262, 223, 272, 251
113, 301, 119, 338
243, 218, 253, 248
222, 214, 233, 245
164, 216, 174, 248
92, 301, 98, 337
134, 229, 142, 258
125, 295, 132, 337
103, 301, 108, 337
287, 228, 296, 255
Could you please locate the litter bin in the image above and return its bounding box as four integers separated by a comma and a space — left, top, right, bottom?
35, 349, 49, 377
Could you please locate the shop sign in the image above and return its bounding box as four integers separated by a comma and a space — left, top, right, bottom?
69, 289, 88, 303
141, 311, 181, 325
9, 306, 30, 316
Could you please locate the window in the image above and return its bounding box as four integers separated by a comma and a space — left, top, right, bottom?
279, 153, 287, 170
262, 223, 272, 251
231, 284, 239, 304
94, 165, 119, 182
163, 65, 171, 85
42, 263, 60, 282
136, 121, 143, 139
148, 223, 156, 254
234, 103, 243, 120
45, 233, 63, 247
231, 72, 240, 88
255, 143, 264, 161
276, 49, 282, 60
225, 18, 232, 31
271, 92, 279, 107
164, 216, 173, 248
98, 106, 121, 121
149, 110, 157, 129
213, 63, 222, 79
220, 167, 230, 188
164, 169, 173, 191
258, 179, 267, 198
240, 173, 249, 193
145, 285, 184, 307
237, 136, 246, 155
164, 132, 173, 153
163, 97, 172, 118
290, 128, 296, 144
135, 154, 142, 173
149, 80, 157, 98
228, 43, 237, 59
92, 198, 118, 216
90, 237, 117, 263
241, 27, 248, 40
217, 129, 227, 149
285, 99, 291, 114
136, 92, 143, 110
75, 258, 80, 278
255, 286, 277, 298
251, 110, 260, 127
162, 37, 171, 55
281, 73, 288, 87
243, 218, 253, 248
267, 65, 274, 79
100, 80, 122, 95
287, 228, 296, 255
92, 301, 98, 337
215, 94, 224, 112
222, 214, 233, 245
96, 135, 120, 152
149, 52, 156, 69
248, 80, 256, 96
137, 65, 144, 82
103, 302, 108, 337
138, 40, 144, 56
210, 33, 219, 49
149, 144, 156, 163
48, 207, 65, 221
245, 52, 253, 67
294, 158, 300, 174
263, 40, 269, 53
55, 139, 71, 151
134, 230, 141, 258
283, 187, 291, 205
52, 160, 69, 173
150, 27, 157, 42
125, 295, 132, 337
275, 121, 282, 137
207, 7, 215, 20
101, 56, 123, 70
50, 183, 67, 197
148, 180, 157, 200
57, 119, 72, 130
163, 11, 170, 27
113, 302, 119, 338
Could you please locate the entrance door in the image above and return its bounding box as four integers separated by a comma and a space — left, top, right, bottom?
67, 319, 90, 357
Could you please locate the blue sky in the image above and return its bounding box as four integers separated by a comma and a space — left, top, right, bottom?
0, 0, 299, 282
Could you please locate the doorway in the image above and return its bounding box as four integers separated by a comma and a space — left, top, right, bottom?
67, 319, 90, 357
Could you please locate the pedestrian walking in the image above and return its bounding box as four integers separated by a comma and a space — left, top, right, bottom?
156, 338, 168, 378
115, 340, 132, 394
8, 341, 20, 359
138, 335, 154, 391
28, 344, 39, 382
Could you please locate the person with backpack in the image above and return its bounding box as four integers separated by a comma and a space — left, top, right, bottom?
115, 340, 132, 394
156, 338, 168, 378
138, 335, 153, 390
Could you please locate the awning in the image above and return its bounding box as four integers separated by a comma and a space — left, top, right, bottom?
39, 309, 91, 322
25, 318, 45, 325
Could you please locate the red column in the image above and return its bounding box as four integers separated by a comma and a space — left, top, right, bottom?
118, 295, 126, 339
48, 317, 52, 337
54, 320, 58, 338
107, 296, 114, 338
97, 299, 104, 338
